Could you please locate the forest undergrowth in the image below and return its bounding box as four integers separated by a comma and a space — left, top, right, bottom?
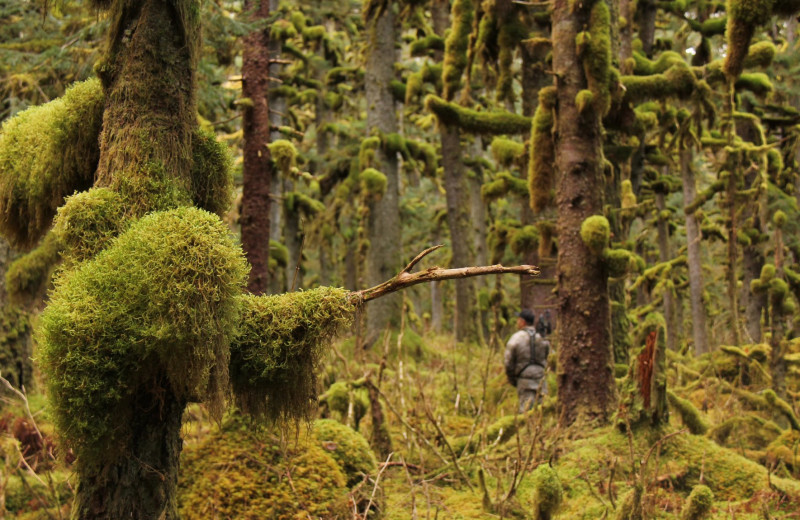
1, 314, 799, 519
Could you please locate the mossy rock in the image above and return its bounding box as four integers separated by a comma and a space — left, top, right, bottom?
321, 380, 370, 430
765, 430, 800, 471
530, 464, 563, 520
314, 418, 378, 486
178, 416, 350, 519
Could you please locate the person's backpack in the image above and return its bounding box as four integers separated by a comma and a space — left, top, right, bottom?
524, 329, 549, 368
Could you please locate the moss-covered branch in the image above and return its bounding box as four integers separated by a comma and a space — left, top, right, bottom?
425, 95, 532, 134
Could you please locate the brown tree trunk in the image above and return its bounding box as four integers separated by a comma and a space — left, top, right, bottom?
552, 0, 616, 426
680, 148, 709, 355
655, 191, 677, 351
85, 1, 198, 514
364, 6, 402, 346
240, 0, 273, 295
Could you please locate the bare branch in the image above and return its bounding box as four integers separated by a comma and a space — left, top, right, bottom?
401, 245, 444, 274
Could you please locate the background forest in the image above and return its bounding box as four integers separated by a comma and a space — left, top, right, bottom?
2, 0, 800, 518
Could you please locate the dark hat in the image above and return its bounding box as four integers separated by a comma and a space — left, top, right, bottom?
516, 309, 535, 325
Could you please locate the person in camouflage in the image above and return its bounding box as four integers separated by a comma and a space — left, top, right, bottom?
504, 309, 551, 413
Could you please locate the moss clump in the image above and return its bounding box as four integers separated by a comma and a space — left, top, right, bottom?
359, 168, 388, 199
621, 180, 637, 209
667, 390, 710, 434
621, 63, 696, 103
0, 305, 32, 389
578, 1, 614, 115
284, 191, 324, 217
230, 287, 355, 423
510, 225, 540, 255
604, 248, 639, 278
451, 413, 522, 454
425, 95, 531, 135
178, 416, 349, 519
269, 239, 289, 269
314, 418, 378, 486
632, 50, 683, 74
764, 389, 800, 430
681, 485, 713, 519
482, 172, 529, 202
53, 188, 127, 265
410, 34, 445, 56
742, 40, 777, 68
39, 208, 248, 469
530, 464, 562, 520
442, 0, 474, 100
725, 0, 774, 77
0, 78, 104, 247
268, 139, 297, 177
6, 231, 63, 305
580, 215, 610, 254
529, 87, 557, 213
321, 380, 370, 429
490, 137, 525, 168
190, 128, 233, 216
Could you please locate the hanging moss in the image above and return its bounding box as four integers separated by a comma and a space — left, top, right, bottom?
529, 87, 556, 213
39, 208, 249, 471
530, 464, 563, 520
741, 40, 777, 68
667, 390, 710, 434
314, 419, 378, 486
496, 19, 528, 104
0, 305, 32, 389
442, 0, 474, 100
6, 231, 63, 305
230, 287, 355, 423
425, 95, 532, 134
405, 139, 438, 176
53, 188, 127, 265
410, 34, 445, 56
190, 128, 234, 217
578, 0, 614, 115
482, 172, 529, 202
0, 78, 103, 247
389, 79, 407, 103
621, 63, 696, 103
621, 180, 637, 209
681, 485, 713, 520
604, 248, 641, 278
268, 139, 298, 177
359, 168, 388, 199
580, 215, 611, 254
178, 416, 350, 519
734, 72, 773, 96
359, 136, 381, 170
510, 225, 540, 256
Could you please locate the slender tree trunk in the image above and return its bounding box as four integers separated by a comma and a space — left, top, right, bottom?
636, 0, 658, 57
441, 124, 476, 342
430, 225, 444, 333
285, 198, 303, 290
552, 0, 616, 426
680, 148, 709, 355
655, 192, 677, 351
364, 7, 402, 346
241, 0, 273, 295
86, 0, 198, 514
268, 0, 285, 294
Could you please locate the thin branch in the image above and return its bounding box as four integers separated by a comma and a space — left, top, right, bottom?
402, 245, 444, 274
364, 453, 392, 518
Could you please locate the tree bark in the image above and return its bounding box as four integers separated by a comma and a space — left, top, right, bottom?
552, 0, 616, 426
241, 0, 273, 295
680, 148, 709, 355
364, 6, 402, 346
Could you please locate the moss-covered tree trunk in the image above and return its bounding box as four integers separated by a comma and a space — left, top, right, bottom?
364, 5, 402, 346
240, 0, 273, 295
680, 148, 709, 355
552, 0, 616, 426
86, 0, 199, 515
655, 191, 677, 351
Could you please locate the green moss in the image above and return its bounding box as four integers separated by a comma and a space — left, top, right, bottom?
0, 78, 104, 247
451, 413, 522, 454
178, 416, 349, 519
314, 418, 378, 486
321, 380, 370, 429
482, 171, 529, 202
764, 389, 800, 430
579, 1, 614, 115
270, 19, 298, 40
284, 192, 324, 216
490, 137, 525, 167
268, 139, 298, 176
53, 188, 127, 265
442, 0, 474, 100
575, 89, 595, 114
742, 40, 777, 68
6, 231, 63, 305
621, 180, 637, 209
269, 240, 289, 269
667, 390, 710, 434
0, 305, 32, 389
725, 0, 774, 77
604, 248, 639, 278
389, 79, 407, 103
40, 208, 248, 470
530, 464, 563, 520
681, 485, 713, 520
425, 95, 531, 134
190, 128, 234, 217
632, 51, 684, 74
735, 72, 773, 95
410, 34, 445, 56
230, 287, 355, 423
580, 215, 610, 254
510, 225, 540, 255
359, 136, 381, 169
529, 87, 556, 213
359, 168, 388, 198
621, 63, 696, 103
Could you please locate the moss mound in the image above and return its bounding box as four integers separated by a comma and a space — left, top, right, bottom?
230, 287, 355, 423
178, 416, 350, 519
314, 418, 378, 486
190, 128, 234, 217
0, 78, 104, 247
53, 187, 127, 265
39, 207, 249, 469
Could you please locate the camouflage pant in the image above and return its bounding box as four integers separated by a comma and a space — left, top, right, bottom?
517, 377, 546, 413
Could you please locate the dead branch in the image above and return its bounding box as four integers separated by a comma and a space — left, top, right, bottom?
352, 246, 539, 304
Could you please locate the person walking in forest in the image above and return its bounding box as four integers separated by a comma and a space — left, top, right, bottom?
504, 309, 551, 412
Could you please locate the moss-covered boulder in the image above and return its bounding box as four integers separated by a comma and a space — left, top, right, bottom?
178, 417, 350, 519
314, 418, 378, 486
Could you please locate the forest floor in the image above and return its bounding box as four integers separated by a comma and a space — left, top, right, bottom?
2, 327, 800, 519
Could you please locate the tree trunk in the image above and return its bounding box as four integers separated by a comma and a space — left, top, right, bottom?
680, 148, 709, 355
655, 192, 677, 351
73, 376, 185, 519
364, 6, 402, 346
241, 0, 273, 295
552, 0, 616, 426
441, 124, 476, 342
86, 0, 198, 514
